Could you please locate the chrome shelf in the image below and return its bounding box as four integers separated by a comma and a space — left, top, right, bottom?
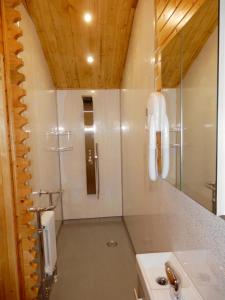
47, 146, 73, 152
46, 130, 72, 136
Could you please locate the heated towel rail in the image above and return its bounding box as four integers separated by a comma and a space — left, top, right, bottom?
28, 189, 63, 299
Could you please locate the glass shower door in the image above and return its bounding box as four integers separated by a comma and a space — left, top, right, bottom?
180, 23, 218, 213
25, 94, 63, 235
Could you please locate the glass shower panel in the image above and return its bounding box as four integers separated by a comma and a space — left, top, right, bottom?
19, 5, 63, 234
181, 26, 218, 213
161, 34, 182, 190
162, 88, 181, 189
25, 95, 63, 235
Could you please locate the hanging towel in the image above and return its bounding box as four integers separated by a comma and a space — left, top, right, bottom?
41, 211, 57, 276
147, 92, 170, 181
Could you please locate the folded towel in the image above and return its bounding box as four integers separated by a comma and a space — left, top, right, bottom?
41, 211, 57, 275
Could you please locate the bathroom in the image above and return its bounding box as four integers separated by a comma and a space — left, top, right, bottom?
0, 0, 224, 299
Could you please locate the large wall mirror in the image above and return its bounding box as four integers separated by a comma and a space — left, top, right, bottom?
161, 0, 219, 213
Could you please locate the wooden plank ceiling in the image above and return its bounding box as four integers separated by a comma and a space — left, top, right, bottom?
24, 0, 138, 89
156, 0, 206, 49
155, 0, 218, 89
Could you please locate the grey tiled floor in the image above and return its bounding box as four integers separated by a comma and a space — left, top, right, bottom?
50, 218, 137, 300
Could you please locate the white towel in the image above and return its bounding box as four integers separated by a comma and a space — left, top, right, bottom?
147, 92, 167, 131
147, 92, 170, 181
41, 211, 57, 275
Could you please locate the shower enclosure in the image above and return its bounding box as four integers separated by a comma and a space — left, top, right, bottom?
19, 4, 63, 235
163, 11, 218, 213
56, 90, 122, 220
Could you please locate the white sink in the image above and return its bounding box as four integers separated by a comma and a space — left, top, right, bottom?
136, 252, 203, 300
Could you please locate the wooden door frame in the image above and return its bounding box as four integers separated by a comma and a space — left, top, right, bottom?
0, 1, 38, 299
0, 3, 21, 299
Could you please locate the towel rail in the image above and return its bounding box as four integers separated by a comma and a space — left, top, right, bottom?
27, 204, 57, 299
27, 205, 56, 213
32, 189, 63, 206
28, 190, 62, 299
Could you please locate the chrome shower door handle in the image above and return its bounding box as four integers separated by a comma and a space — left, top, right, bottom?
95, 143, 100, 199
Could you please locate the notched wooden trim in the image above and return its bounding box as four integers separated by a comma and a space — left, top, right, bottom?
2, 0, 39, 299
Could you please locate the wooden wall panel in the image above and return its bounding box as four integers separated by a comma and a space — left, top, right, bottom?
0, 50, 20, 300
0, 0, 39, 299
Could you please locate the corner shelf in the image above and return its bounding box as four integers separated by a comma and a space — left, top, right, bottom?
46, 130, 72, 136
47, 146, 73, 152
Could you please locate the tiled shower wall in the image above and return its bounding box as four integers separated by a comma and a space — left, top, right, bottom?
121, 0, 225, 299
57, 90, 122, 220
19, 5, 63, 232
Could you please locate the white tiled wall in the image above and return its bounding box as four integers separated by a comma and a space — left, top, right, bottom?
19, 5, 62, 233
57, 90, 122, 220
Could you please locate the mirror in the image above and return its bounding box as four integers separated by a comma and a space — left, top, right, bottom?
161, 0, 219, 213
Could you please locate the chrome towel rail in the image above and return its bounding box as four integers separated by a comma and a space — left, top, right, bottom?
28, 190, 62, 299
32, 189, 63, 206
27, 205, 56, 214
27, 204, 57, 299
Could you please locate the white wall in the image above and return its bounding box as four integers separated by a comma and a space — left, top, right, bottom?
121, 0, 155, 216
19, 5, 62, 232
121, 0, 225, 299
57, 90, 122, 219
182, 29, 218, 212
217, 1, 225, 215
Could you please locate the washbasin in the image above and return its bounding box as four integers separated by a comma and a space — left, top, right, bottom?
136, 252, 203, 300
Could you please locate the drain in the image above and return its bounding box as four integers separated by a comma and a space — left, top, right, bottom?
156, 276, 168, 286
106, 240, 118, 248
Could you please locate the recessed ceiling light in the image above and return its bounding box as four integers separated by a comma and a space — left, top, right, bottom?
84, 12, 93, 23
87, 55, 94, 64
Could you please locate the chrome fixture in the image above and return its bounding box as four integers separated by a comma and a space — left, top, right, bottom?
29, 189, 62, 299
169, 126, 181, 132
156, 276, 168, 286
46, 128, 73, 152
170, 143, 181, 148
205, 182, 216, 214
83, 96, 100, 196
165, 262, 181, 300
32, 189, 63, 206
28, 205, 57, 299
46, 129, 72, 136
95, 143, 100, 199
28, 200, 57, 299
47, 146, 73, 152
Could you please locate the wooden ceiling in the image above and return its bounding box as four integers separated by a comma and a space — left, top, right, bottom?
23, 0, 138, 89
160, 0, 218, 88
